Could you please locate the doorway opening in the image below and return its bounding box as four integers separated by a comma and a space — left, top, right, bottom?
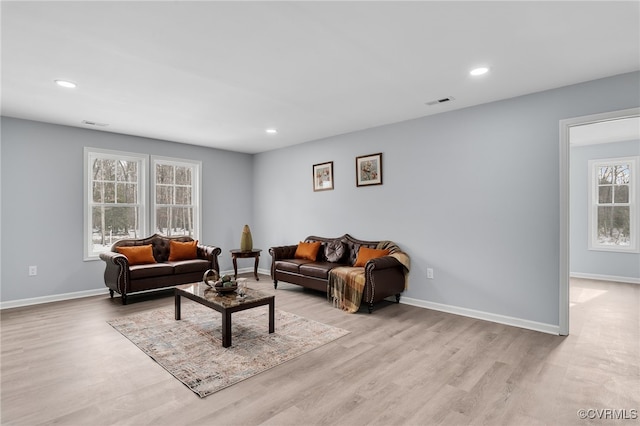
559, 107, 640, 335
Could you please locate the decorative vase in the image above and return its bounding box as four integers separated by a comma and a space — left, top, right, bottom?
240, 224, 253, 251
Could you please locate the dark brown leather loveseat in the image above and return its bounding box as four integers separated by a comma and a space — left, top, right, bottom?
99, 233, 221, 304
269, 234, 410, 313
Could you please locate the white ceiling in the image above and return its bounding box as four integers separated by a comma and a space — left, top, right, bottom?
2, 1, 639, 154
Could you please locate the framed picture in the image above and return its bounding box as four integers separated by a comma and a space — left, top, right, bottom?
356, 153, 383, 187
313, 161, 334, 191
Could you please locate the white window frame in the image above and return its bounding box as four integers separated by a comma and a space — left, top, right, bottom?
84, 148, 148, 260
151, 156, 201, 240
588, 156, 639, 253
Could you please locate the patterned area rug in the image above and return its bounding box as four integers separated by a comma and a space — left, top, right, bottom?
108, 303, 349, 397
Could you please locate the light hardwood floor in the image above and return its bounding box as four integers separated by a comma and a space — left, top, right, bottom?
1, 276, 638, 425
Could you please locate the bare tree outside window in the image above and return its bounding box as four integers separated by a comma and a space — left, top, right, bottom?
86, 149, 146, 258
589, 156, 638, 253
154, 160, 197, 237
85, 150, 199, 259
596, 164, 631, 246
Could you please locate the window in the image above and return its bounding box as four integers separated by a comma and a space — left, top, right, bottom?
588, 156, 639, 252
84, 148, 147, 259
84, 150, 202, 260
152, 157, 201, 237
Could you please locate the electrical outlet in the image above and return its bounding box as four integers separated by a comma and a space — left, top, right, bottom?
28, 265, 38, 276
427, 268, 434, 279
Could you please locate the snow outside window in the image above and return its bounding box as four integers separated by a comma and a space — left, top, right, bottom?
84, 148, 147, 259
588, 156, 639, 253
151, 157, 201, 239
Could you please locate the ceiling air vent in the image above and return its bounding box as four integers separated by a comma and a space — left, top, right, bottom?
82, 120, 109, 127
425, 96, 455, 106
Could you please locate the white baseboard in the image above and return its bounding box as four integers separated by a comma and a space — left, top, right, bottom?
399, 297, 560, 335
570, 272, 640, 285
1, 288, 109, 310
1, 273, 561, 337
258, 268, 271, 277
227, 267, 272, 278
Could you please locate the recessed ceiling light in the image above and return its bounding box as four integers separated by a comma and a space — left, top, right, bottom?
470, 67, 489, 76
54, 79, 77, 88
265, 128, 278, 134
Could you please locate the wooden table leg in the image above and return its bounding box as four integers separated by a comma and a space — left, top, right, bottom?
232, 255, 238, 280
222, 310, 232, 348
175, 293, 181, 320
254, 254, 260, 280
268, 298, 274, 334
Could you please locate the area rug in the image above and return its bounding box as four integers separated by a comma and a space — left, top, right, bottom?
107, 303, 349, 397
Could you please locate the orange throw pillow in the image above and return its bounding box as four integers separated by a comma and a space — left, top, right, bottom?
168, 240, 198, 261
116, 245, 157, 266
353, 247, 390, 267
294, 241, 321, 261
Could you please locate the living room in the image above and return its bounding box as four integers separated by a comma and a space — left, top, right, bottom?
1, 1, 639, 424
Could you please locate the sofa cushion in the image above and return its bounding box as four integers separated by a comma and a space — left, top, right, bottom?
299, 262, 338, 279
275, 259, 314, 274
325, 239, 346, 263
168, 240, 198, 261
129, 263, 174, 279
116, 245, 157, 266
294, 241, 322, 261
168, 259, 210, 274
354, 247, 390, 267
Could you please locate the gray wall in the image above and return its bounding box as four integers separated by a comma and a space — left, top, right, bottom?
0, 117, 254, 302
2, 72, 639, 327
570, 139, 640, 279
252, 71, 640, 328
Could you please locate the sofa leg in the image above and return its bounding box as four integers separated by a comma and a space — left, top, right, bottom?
368, 303, 374, 314
121, 294, 128, 305
109, 289, 114, 299
273, 280, 278, 289
395, 293, 401, 303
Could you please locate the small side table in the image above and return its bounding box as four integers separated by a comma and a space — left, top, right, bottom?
230, 249, 262, 281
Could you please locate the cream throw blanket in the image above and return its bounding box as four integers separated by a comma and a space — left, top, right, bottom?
328, 241, 410, 313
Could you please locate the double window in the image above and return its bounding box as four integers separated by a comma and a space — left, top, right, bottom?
588, 156, 639, 252
84, 148, 201, 259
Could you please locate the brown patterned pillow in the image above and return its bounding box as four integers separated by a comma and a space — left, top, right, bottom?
325, 239, 346, 263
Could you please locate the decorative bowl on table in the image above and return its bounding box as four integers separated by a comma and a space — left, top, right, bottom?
203, 270, 237, 293
202, 269, 219, 286
213, 283, 237, 294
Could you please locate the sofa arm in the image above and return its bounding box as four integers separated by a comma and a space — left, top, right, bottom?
365, 255, 403, 271
197, 244, 222, 273
99, 251, 129, 268
269, 244, 298, 278
99, 251, 130, 296
269, 244, 298, 260
363, 255, 407, 305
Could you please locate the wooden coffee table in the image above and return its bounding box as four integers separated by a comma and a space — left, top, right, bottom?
175, 282, 274, 348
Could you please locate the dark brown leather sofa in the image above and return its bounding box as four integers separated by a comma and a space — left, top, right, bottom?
99, 233, 221, 304
269, 234, 409, 313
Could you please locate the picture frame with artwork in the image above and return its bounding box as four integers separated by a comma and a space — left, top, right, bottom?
356, 153, 382, 187
313, 161, 334, 191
